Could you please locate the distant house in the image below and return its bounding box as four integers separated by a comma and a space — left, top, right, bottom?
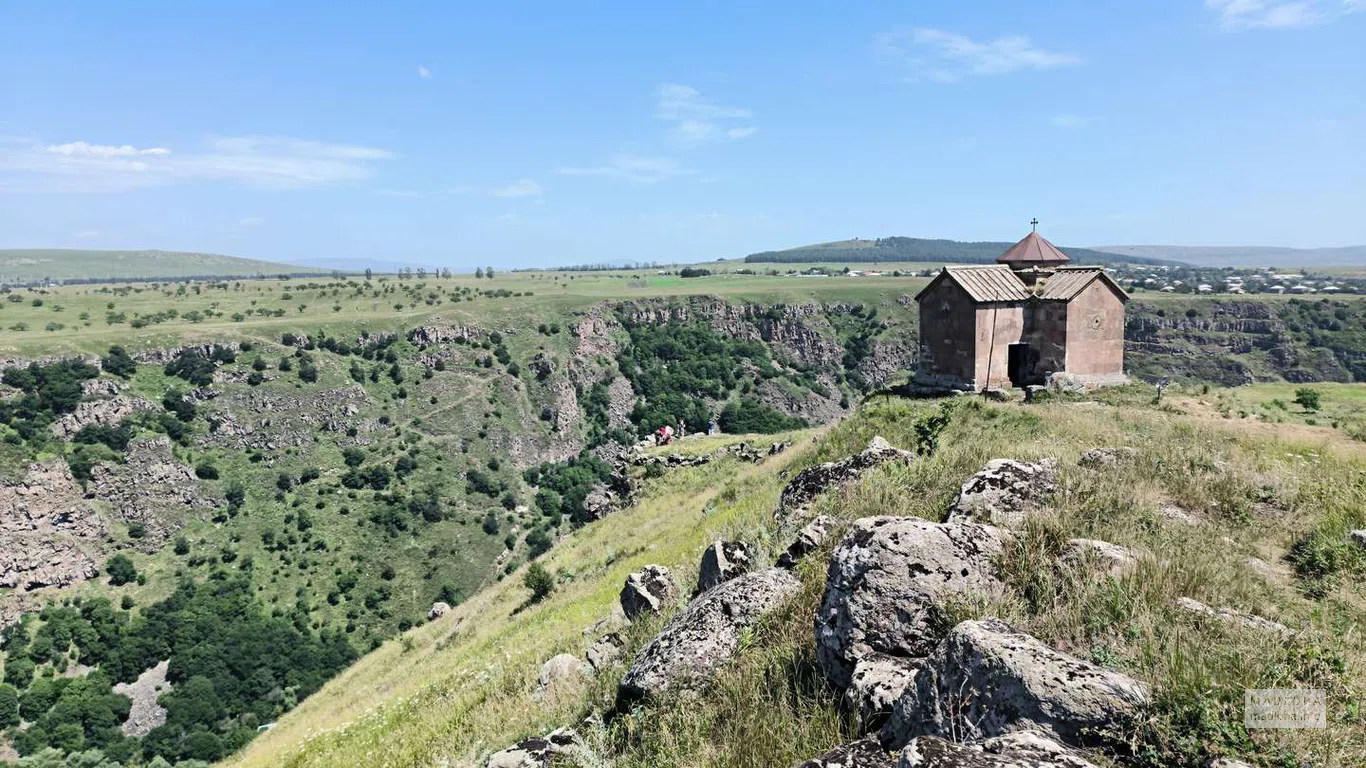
914, 228, 1129, 392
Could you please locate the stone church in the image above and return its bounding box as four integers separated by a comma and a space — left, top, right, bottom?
914, 227, 1128, 392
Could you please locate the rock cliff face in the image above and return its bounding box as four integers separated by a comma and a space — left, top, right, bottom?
201, 384, 373, 450
89, 437, 219, 548
0, 461, 105, 616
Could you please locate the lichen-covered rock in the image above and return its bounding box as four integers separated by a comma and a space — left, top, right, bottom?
778, 514, 836, 568
815, 517, 1008, 688
582, 484, 616, 521
538, 653, 588, 689
777, 437, 916, 518
1077, 447, 1138, 469
1173, 597, 1293, 636
897, 732, 1101, 767
618, 568, 801, 702
845, 653, 921, 730
1057, 539, 1139, 580
697, 540, 751, 593
885, 619, 1149, 749
428, 601, 452, 620
585, 632, 625, 672
486, 728, 580, 768
798, 738, 896, 768
944, 459, 1057, 527
620, 565, 679, 621
1349, 529, 1366, 550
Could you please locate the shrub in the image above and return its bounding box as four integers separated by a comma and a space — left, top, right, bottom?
718, 397, 808, 435
105, 554, 137, 586
1294, 387, 1322, 411
100, 346, 137, 378
194, 461, 219, 480
523, 563, 555, 602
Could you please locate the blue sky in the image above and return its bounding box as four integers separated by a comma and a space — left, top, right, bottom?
1, 1, 1363, 268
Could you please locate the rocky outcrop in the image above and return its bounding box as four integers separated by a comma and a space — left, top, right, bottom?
586, 632, 625, 672
50, 395, 153, 438
944, 459, 1057, 528
1173, 597, 1293, 636
1077, 447, 1137, 469
630, 441, 788, 471
1057, 539, 1139, 581
200, 384, 372, 450
582, 484, 617, 521
885, 619, 1149, 749
132, 342, 240, 366
620, 565, 679, 621
113, 660, 171, 738
778, 437, 915, 519
486, 728, 581, 768
898, 732, 1101, 768
618, 568, 801, 702
846, 653, 922, 729
815, 517, 1007, 688
408, 324, 487, 346
0, 461, 105, 595
697, 540, 751, 593
778, 514, 836, 568
1349, 529, 1366, 550
799, 738, 896, 768
89, 437, 218, 548
428, 602, 452, 621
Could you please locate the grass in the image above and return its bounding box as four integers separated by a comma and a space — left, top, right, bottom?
228, 393, 1366, 768
0, 248, 324, 282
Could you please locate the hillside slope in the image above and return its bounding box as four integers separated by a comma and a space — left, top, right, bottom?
745, 237, 1175, 267
0, 249, 324, 283
1094, 244, 1366, 268
230, 391, 1366, 768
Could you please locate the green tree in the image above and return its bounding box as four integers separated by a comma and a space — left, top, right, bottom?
523, 563, 554, 602
0, 682, 18, 728
100, 346, 137, 378
105, 554, 137, 586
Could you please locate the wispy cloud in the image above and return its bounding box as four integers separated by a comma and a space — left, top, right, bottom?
0, 135, 394, 192
1206, 0, 1329, 29
237, 216, 265, 227
1050, 114, 1094, 128
417, 65, 433, 79
73, 229, 101, 239
875, 28, 1082, 83
491, 178, 543, 198
654, 84, 757, 145
556, 153, 696, 184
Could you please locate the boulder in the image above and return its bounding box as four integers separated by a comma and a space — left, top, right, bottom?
582, 484, 615, 521
620, 565, 679, 621
428, 601, 452, 620
898, 732, 1101, 767
1158, 503, 1203, 526
798, 738, 896, 768
1349, 529, 1366, 551
1173, 597, 1293, 636
1206, 760, 1256, 768
585, 632, 625, 672
944, 459, 1057, 528
618, 568, 801, 702
845, 653, 921, 729
1057, 539, 1139, 580
697, 540, 751, 593
776, 437, 915, 518
1077, 447, 1138, 469
778, 515, 836, 568
486, 728, 580, 768
815, 517, 1008, 687
537, 653, 588, 690
885, 619, 1149, 749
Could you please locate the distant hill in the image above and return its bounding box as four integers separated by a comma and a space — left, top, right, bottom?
0, 249, 327, 283
745, 237, 1177, 267
1090, 244, 1366, 268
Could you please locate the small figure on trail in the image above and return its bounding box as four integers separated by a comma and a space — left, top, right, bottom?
655, 424, 675, 445
677, 419, 687, 439
708, 418, 719, 436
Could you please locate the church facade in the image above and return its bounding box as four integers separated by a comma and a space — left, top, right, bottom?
914, 228, 1129, 392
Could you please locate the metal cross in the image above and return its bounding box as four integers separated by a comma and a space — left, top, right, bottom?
1030, 218, 1039, 232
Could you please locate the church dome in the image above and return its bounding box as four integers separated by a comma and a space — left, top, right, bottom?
996, 229, 1070, 269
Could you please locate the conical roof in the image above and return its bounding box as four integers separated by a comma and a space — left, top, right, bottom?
996, 231, 1070, 267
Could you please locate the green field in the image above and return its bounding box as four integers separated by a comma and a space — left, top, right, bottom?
0, 249, 324, 283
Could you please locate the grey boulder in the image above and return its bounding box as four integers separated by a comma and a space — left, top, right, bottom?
697, 540, 752, 593
585, 632, 625, 672
845, 653, 922, 729
1077, 447, 1137, 469
1057, 539, 1139, 581
885, 619, 1149, 749
620, 565, 679, 621
944, 459, 1057, 527
898, 732, 1101, 767
815, 516, 1008, 687
537, 653, 588, 690
618, 567, 801, 703
778, 514, 836, 568
798, 737, 896, 768
486, 727, 580, 768
776, 437, 915, 518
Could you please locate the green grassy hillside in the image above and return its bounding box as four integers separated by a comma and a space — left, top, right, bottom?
746, 237, 1176, 267
230, 390, 1366, 768
0, 250, 324, 283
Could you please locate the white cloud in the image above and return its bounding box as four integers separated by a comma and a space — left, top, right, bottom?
417, 65, 433, 79
654, 84, 757, 144
238, 216, 266, 227
73, 229, 100, 239
556, 153, 696, 184
1050, 114, 1094, 128
491, 178, 543, 198
0, 135, 394, 192
875, 28, 1082, 82
1206, 0, 1329, 28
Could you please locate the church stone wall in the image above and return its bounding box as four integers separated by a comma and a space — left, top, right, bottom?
917, 278, 980, 389
1063, 280, 1126, 376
